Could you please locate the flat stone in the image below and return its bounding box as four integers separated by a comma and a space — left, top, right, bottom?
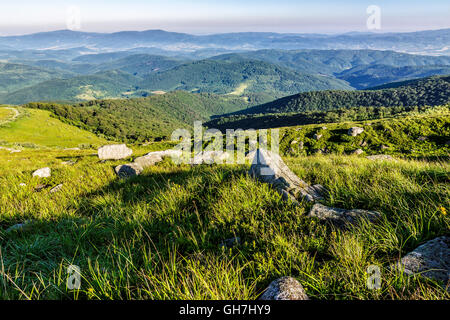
366, 154, 395, 161
249, 149, 324, 203
98, 144, 133, 160
115, 163, 143, 178
397, 236, 449, 283
348, 127, 364, 137
260, 277, 309, 300
32, 167, 51, 178
50, 184, 64, 193
308, 203, 381, 228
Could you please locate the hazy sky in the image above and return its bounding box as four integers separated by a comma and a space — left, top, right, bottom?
0, 0, 449, 35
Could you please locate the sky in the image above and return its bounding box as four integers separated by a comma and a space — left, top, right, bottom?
0, 0, 449, 35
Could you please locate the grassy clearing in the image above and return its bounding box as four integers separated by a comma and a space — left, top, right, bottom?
0, 107, 13, 121
0, 148, 448, 300
0, 108, 108, 149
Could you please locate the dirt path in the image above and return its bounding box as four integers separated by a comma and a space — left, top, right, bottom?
0, 107, 20, 125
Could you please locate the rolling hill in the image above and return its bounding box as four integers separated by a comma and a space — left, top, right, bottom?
138, 59, 353, 97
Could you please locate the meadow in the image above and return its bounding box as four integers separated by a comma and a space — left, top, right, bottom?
0, 147, 448, 299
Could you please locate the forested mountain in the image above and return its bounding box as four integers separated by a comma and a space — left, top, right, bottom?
138, 59, 353, 96
228, 75, 450, 115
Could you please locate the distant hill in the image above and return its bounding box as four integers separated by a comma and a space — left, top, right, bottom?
23, 91, 256, 142
229, 75, 450, 116
138, 59, 353, 97
0, 70, 139, 105
0, 62, 71, 95
337, 64, 450, 89
0, 29, 449, 55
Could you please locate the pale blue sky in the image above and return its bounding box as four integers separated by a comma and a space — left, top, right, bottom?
0, 0, 449, 35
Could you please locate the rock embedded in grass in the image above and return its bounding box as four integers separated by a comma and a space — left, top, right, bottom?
32, 167, 51, 178
313, 133, 322, 140
348, 127, 364, 137
352, 149, 364, 155
308, 203, 381, 228
366, 154, 396, 161
98, 144, 133, 160
397, 236, 449, 284
115, 163, 143, 178
249, 149, 324, 203
260, 277, 309, 300
135, 149, 183, 168
50, 184, 63, 193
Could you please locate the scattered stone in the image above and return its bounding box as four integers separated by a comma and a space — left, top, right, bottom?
115, 163, 143, 178
220, 237, 241, 248
298, 141, 304, 150
396, 236, 449, 284
135, 149, 183, 168
194, 151, 230, 164
291, 140, 298, 145
321, 127, 327, 130
417, 136, 428, 142
308, 203, 381, 228
32, 167, 51, 178
359, 140, 368, 147
380, 145, 389, 150
50, 184, 64, 193
98, 144, 133, 160
313, 133, 322, 140
352, 149, 364, 155
0, 146, 21, 153
249, 149, 324, 203
366, 154, 395, 161
348, 127, 364, 137
260, 277, 309, 300
19, 183, 26, 187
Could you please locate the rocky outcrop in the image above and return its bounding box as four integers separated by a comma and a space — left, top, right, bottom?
308, 203, 381, 228
397, 236, 449, 284
32, 167, 51, 178
260, 277, 309, 300
115, 163, 143, 178
348, 127, 364, 137
248, 149, 324, 203
98, 144, 133, 160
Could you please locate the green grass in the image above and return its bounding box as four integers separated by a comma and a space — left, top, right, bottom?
0, 107, 13, 121
0, 148, 448, 300
0, 108, 108, 149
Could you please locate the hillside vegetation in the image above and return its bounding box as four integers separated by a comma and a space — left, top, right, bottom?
23, 91, 258, 142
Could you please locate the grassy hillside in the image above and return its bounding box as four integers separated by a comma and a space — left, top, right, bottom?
0, 149, 448, 300
138, 59, 353, 97
23, 91, 259, 142
0, 107, 107, 148
233, 75, 450, 116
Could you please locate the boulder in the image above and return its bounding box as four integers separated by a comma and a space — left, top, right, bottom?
98, 144, 133, 160
348, 127, 364, 137
397, 236, 449, 283
249, 149, 324, 203
194, 151, 230, 164
136, 149, 183, 167
366, 154, 395, 161
32, 167, 51, 178
352, 149, 364, 155
260, 277, 309, 300
115, 163, 143, 178
308, 203, 381, 228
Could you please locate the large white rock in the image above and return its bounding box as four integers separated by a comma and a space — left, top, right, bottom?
32, 167, 51, 178
98, 144, 133, 160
